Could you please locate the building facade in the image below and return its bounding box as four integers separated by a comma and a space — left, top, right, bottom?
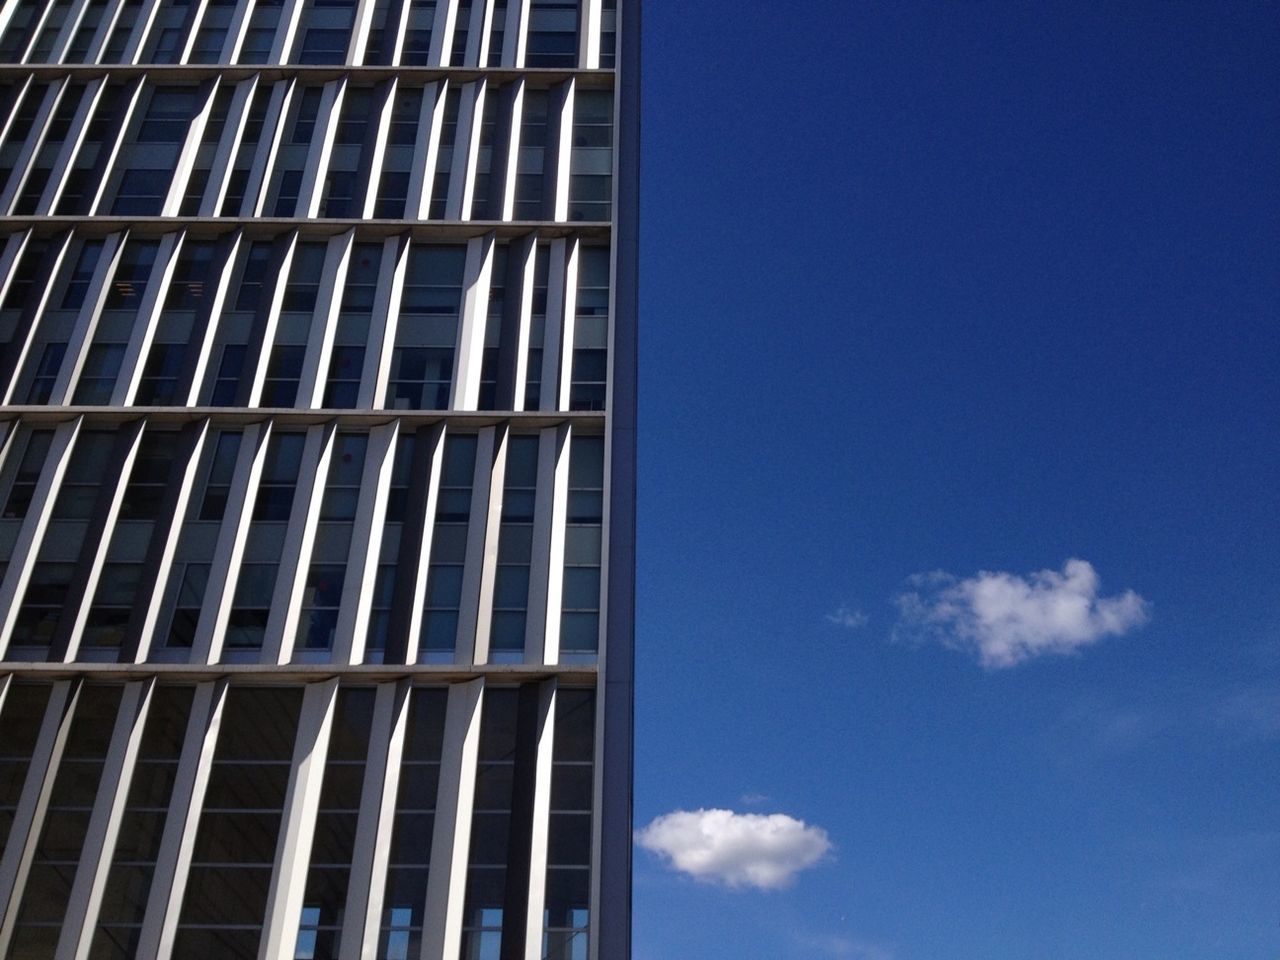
0, 0, 636, 956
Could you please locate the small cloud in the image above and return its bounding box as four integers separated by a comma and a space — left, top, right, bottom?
636, 808, 832, 890
1214, 685, 1280, 741
794, 934, 894, 960
826, 604, 869, 630
1058, 696, 1171, 754
894, 558, 1148, 668
739, 793, 770, 806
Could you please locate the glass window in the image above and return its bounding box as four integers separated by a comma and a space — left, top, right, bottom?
376, 688, 446, 959
399, 0, 436, 65
363, 0, 392, 63
179, 90, 233, 215
459, 688, 521, 959
485, 0, 508, 65
324, 242, 381, 409
225, 432, 304, 651
0, 84, 49, 195
220, 86, 273, 216
418, 435, 476, 662
0, 682, 53, 857
1, 429, 54, 520
568, 90, 612, 222
188, 0, 235, 63
155, 428, 242, 652
427, 88, 460, 219
489, 437, 538, 662
526, 0, 579, 68
542, 689, 594, 958
340, 239, 382, 299
376, 87, 423, 218
62, 241, 103, 310
164, 241, 218, 311
447, 0, 473, 64
282, 241, 326, 313
468, 89, 502, 219
164, 563, 209, 650
26, 344, 66, 405
1, 238, 48, 316
107, 239, 164, 313
256, 431, 307, 521
294, 0, 355, 64
523, 246, 550, 409
198, 431, 243, 522
234, 242, 275, 312
9, 561, 75, 651
263, 86, 321, 216
90, 685, 194, 959
8, 685, 124, 957
138, 87, 198, 142
293, 688, 374, 957
154, 427, 240, 655
238, 0, 280, 64
389, 245, 465, 411
295, 433, 367, 654
374, 171, 410, 220
133, 239, 219, 404
210, 345, 247, 406
133, 342, 185, 406
102, 0, 144, 62
560, 435, 602, 661
0, 0, 43, 61
72, 240, 158, 407
599, 0, 616, 68
319, 434, 366, 523
239, 24, 276, 62
321, 89, 374, 218
11, 82, 88, 214
476, 247, 508, 410
569, 246, 609, 411
72, 344, 126, 405
174, 687, 302, 959
365, 434, 414, 663
513, 89, 549, 221
120, 430, 180, 521
294, 565, 345, 654
81, 430, 181, 652
111, 169, 168, 215
260, 345, 305, 408
388, 88, 423, 146
8, 430, 115, 652
57, 84, 130, 215
52, 430, 116, 521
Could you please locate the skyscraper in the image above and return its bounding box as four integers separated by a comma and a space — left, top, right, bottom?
0, 0, 636, 955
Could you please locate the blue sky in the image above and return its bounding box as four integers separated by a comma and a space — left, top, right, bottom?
633, 2, 1279, 958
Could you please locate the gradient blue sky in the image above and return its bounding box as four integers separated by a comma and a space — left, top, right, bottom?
633, 2, 1279, 958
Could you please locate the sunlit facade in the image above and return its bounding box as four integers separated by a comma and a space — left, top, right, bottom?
0, 0, 636, 955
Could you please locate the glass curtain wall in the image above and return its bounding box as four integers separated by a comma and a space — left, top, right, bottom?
0, 0, 631, 954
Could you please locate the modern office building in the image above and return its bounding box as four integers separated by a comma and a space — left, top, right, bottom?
0, 0, 636, 956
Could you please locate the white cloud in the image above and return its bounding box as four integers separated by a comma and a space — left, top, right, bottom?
636, 808, 831, 890
894, 558, 1148, 668
826, 604, 869, 630
794, 934, 894, 960
1214, 685, 1280, 741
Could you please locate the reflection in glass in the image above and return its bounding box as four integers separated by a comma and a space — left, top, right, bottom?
376, 688, 446, 959
90, 685, 194, 959
9, 685, 123, 959
173, 687, 302, 958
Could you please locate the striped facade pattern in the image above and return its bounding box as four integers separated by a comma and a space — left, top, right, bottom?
0, 0, 635, 957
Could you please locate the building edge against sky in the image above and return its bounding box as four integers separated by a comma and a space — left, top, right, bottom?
0, 0, 636, 957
